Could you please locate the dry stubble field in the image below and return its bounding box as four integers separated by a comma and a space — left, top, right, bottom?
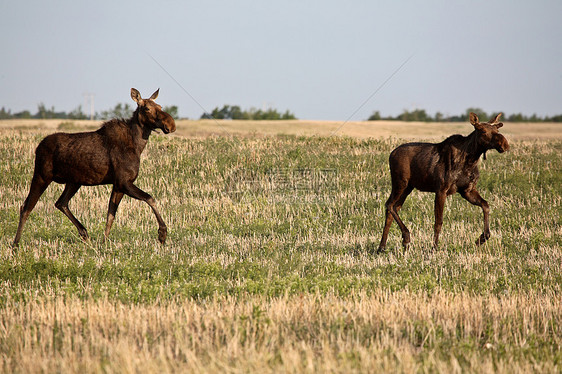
0, 119, 561, 373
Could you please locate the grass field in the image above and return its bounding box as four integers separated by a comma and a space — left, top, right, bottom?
0, 120, 561, 373
4, 118, 562, 140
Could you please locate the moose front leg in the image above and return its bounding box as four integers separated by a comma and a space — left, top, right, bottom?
460, 189, 490, 245
433, 191, 447, 249
120, 182, 167, 244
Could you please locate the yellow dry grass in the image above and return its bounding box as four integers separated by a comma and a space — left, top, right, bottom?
2, 290, 560, 373
174, 119, 562, 141
1, 119, 561, 140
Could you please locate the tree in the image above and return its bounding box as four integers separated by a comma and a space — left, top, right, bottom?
201, 105, 296, 120
281, 110, 296, 120
465, 108, 487, 121
201, 105, 232, 119
68, 105, 87, 120
397, 109, 430, 122
547, 114, 562, 122
230, 105, 244, 119
163, 105, 178, 119
99, 103, 133, 120
367, 111, 381, 121
36, 103, 57, 119
14, 110, 32, 119
508, 113, 524, 122
0, 107, 12, 120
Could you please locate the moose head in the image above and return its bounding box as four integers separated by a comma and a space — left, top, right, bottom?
469, 112, 510, 158
131, 88, 176, 134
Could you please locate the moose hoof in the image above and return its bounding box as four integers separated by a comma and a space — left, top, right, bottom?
475, 232, 490, 246
375, 246, 387, 255
402, 232, 411, 248
402, 239, 410, 250
79, 231, 90, 242
158, 227, 167, 244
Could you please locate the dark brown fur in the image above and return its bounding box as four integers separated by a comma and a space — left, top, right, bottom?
378, 112, 509, 252
13, 88, 176, 247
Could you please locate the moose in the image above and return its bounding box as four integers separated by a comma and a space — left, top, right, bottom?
13, 88, 176, 247
378, 112, 509, 252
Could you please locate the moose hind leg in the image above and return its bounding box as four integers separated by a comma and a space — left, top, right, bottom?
377, 207, 394, 253
384, 183, 413, 250
394, 186, 413, 247
55, 183, 89, 241
378, 184, 413, 253
104, 187, 124, 240
13, 174, 51, 247
460, 189, 490, 245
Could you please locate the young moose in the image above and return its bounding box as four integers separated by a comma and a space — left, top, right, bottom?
13, 88, 176, 247
378, 113, 509, 252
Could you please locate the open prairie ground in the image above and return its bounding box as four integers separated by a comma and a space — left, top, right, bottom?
4, 118, 562, 140
0, 120, 561, 373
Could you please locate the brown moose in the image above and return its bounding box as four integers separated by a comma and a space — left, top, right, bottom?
378, 112, 509, 252
13, 88, 176, 247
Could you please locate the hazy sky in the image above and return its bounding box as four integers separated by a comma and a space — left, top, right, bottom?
1, 1, 560, 120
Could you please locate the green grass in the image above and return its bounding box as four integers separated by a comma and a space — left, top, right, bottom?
2, 134, 559, 302
0, 130, 560, 372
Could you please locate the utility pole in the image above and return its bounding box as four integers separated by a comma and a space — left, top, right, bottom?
83, 93, 95, 120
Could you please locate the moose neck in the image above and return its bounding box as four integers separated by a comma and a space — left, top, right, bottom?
128, 109, 152, 156
464, 131, 488, 164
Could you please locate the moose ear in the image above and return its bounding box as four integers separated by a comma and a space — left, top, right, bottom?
149, 88, 159, 101
131, 88, 142, 104
494, 122, 504, 129
490, 112, 502, 124
469, 112, 480, 126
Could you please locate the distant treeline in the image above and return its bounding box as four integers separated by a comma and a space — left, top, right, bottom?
368, 108, 562, 122
0, 103, 88, 120
0, 103, 294, 121
201, 105, 297, 120
1, 104, 561, 122
0, 103, 179, 120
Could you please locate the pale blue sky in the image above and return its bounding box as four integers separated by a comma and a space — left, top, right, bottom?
1, 1, 560, 120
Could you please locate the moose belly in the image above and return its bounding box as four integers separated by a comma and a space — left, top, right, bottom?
52, 152, 112, 185
409, 168, 442, 192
